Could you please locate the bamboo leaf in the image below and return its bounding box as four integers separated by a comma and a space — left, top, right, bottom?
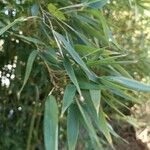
99, 108, 112, 145
87, 60, 137, 66
104, 98, 126, 117
114, 64, 133, 78
87, 0, 108, 9
90, 90, 101, 114
83, 91, 115, 147
48, 3, 66, 20
110, 89, 141, 104
14, 34, 44, 45
67, 105, 79, 150
63, 57, 82, 97
54, 31, 97, 81
101, 78, 128, 90
79, 80, 105, 90
106, 76, 150, 92
0, 17, 32, 36
76, 100, 102, 148
31, 3, 39, 16
61, 84, 76, 116
44, 95, 58, 150
19, 50, 38, 95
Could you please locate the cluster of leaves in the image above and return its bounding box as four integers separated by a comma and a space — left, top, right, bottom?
106, 0, 150, 78
0, 0, 150, 149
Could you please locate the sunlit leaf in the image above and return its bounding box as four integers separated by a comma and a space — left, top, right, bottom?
48, 3, 66, 20
90, 90, 101, 114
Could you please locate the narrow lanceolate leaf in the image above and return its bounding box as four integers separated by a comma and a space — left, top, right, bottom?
104, 98, 126, 117
87, 0, 108, 9
44, 95, 58, 150
67, 105, 79, 150
61, 84, 76, 116
90, 90, 101, 114
0, 17, 31, 36
110, 89, 141, 104
19, 50, 38, 95
63, 57, 82, 97
107, 123, 124, 141
83, 91, 114, 147
76, 100, 102, 148
79, 80, 105, 90
114, 64, 133, 78
14, 34, 44, 45
54, 31, 97, 81
106, 76, 150, 92
99, 108, 112, 145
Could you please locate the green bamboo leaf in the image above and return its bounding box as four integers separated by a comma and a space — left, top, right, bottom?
79, 80, 105, 90
90, 90, 101, 114
39, 47, 58, 65
76, 100, 102, 148
54, 31, 97, 81
106, 76, 150, 92
19, 50, 38, 95
92, 10, 122, 49
110, 89, 141, 104
61, 84, 76, 116
101, 78, 141, 103
67, 105, 79, 150
14, 34, 44, 45
104, 98, 126, 117
31, 3, 39, 16
0, 17, 32, 36
99, 108, 112, 145
75, 44, 97, 56
106, 94, 130, 110
44, 95, 58, 150
87, 60, 137, 66
107, 123, 126, 142
63, 57, 82, 97
125, 116, 139, 128
96, 11, 110, 44
75, 21, 107, 45
83, 91, 114, 147
87, 0, 108, 9
114, 64, 133, 78
101, 78, 128, 90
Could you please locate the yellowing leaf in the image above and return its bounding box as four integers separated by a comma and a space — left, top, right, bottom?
48, 3, 66, 21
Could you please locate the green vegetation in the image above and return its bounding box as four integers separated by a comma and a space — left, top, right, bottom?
0, 0, 150, 149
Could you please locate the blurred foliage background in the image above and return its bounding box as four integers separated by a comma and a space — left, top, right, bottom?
0, 0, 150, 150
